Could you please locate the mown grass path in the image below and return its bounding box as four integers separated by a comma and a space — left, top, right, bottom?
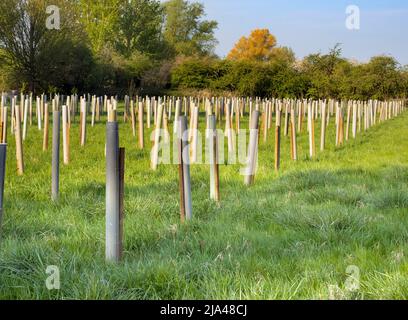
0, 111, 407, 299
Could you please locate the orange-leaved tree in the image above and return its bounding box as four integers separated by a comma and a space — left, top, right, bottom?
227, 29, 277, 62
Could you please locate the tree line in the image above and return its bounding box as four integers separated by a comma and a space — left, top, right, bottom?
0, 1, 407, 100
173, 30, 408, 100
0, 0, 218, 95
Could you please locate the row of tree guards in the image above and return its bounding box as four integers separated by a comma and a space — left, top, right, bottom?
0, 92, 406, 262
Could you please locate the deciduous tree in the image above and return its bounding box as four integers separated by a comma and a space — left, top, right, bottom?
0, 0, 89, 92
227, 29, 277, 62
163, 0, 218, 56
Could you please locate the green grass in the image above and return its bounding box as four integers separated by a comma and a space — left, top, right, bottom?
0, 109, 407, 299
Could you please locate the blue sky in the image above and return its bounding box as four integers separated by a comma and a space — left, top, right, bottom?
197, 0, 408, 65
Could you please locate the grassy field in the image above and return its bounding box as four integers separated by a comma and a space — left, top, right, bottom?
0, 108, 407, 299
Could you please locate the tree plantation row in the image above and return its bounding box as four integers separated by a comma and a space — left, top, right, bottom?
0, 92, 405, 262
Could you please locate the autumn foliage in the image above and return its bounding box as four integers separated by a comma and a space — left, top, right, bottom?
227, 29, 277, 62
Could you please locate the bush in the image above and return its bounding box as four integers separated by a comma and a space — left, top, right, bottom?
171, 57, 216, 89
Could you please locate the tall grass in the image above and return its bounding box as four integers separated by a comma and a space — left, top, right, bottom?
0, 109, 407, 299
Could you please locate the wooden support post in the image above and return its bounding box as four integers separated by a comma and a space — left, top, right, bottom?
130, 100, 136, 137
346, 102, 351, 141
0, 143, 6, 226
263, 108, 268, 143
284, 102, 289, 136
43, 103, 49, 151
352, 102, 357, 138
308, 102, 315, 158
290, 105, 297, 160
146, 99, 151, 129
0, 108, 3, 144
11, 98, 15, 136
357, 102, 361, 132
208, 115, 219, 202
274, 104, 281, 172
335, 104, 339, 146
51, 111, 60, 201
190, 105, 199, 163
2, 107, 7, 144
14, 101, 24, 175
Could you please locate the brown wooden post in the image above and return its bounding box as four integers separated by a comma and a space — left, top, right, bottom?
290, 105, 297, 161
274, 103, 281, 172
308, 102, 315, 158
262, 108, 268, 143
208, 115, 219, 202
14, 101, 24, 175
43, 103, 49, 151
346, 101, 351, 141
130, 100, 136, 137
2, 107, 7, 144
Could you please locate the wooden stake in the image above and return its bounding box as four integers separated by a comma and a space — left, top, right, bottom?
290, 105, 297, 161
14, 101, 24, 175
51, 111, 60, 201
43, 103, 49, 151
2, 107, 7, 144
346, 102, 351, 141
130, 100, 136, 137
308, 102, 315, 158
274, 104, 281, 172
208, 115, 219, 202
352, 102, 357, 138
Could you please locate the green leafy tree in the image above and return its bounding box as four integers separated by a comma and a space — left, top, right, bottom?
113, 0, 166, 58
171, 57, 215, 89
0, 0, 90, 92
363, 56, 403, 99
301, 44, 345, 98
77, 0, 121, 54
163, 0, 218, 56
